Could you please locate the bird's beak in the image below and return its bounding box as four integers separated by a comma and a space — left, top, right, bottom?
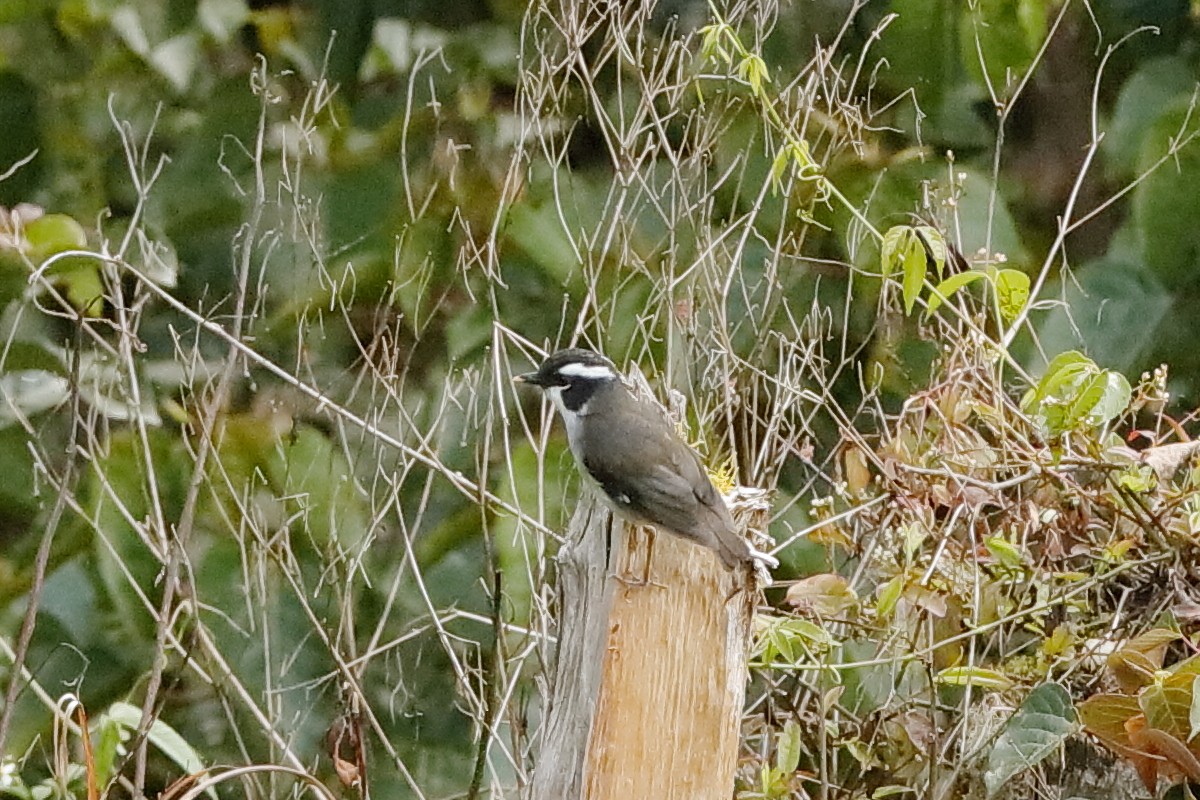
513, 372, 537, 385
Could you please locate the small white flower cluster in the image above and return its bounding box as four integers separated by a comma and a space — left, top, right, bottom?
0, 203, 43, 252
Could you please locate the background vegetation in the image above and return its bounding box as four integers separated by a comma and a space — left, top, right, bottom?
2, 0, 1200, 797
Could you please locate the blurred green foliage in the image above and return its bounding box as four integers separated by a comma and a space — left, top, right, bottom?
0, 0, 1198, 796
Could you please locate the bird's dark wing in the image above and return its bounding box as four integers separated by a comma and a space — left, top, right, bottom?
581, 423, 726, 536
584, 451, 695, 526
659, 448, 754, 568
670, 443, 729, 516
577, 389, 753, 568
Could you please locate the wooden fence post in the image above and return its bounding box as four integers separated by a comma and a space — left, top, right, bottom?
530, 490, 765, 799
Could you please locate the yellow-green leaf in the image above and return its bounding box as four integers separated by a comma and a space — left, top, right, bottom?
876, 574, 904, 618
1087, 371, 1132, 427
769, 145, 791, 193
914, 226, 947, 277
902, 234, 926, 314
23, 213, 87, 263
776, 719, 803, 773
880, 225, 909, 278
984, 535, 1024, 570
737, 54, 769, 91
936, 666, 1015, 692
993, 268, 1030, 321
926, 270, 987, 318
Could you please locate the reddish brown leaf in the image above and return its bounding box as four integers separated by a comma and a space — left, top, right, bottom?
159, 773, 203, 800
334, 755, 361, 789
1109, 629, 1180, 692
1139, 729, 1200, 782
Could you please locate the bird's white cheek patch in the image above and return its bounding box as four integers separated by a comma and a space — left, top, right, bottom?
546, 386, 568, 417
557, 362, 616, 380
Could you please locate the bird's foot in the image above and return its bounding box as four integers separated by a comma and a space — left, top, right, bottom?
609, 571, 668, 590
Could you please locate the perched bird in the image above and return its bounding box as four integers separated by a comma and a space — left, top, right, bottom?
514, 348, 778, 572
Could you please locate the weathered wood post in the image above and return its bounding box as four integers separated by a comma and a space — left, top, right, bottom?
530, 489, 767, 799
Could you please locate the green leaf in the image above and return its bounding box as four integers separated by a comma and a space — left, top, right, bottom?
0, 370, 69, 427
149, 33, 200, 93
737, 54, 770, 91
91, 714, 125, 789
902, 233, 926, 314
0, 341, 66, 375
1171, 652, 1200, 679
769, 146, 788, 192
925, 270, 987, 318
1117, 464, 1156, 493
914, 226, 946, 277
1065, 371, 1109, 431
880, 225, 909, 279
1015, 0, 1046, 46
992, 268, 1029, 321
756, 615, 838, 667
1023, 350, 1096, 423
902, 522, 926, 563
1139, 670, 1196, 737
23, 213, 87, 263
935, 666, 1014, 692
1032, 257, 1170, 374
960, 0, 1047, 98
876, 574, 905, 619
776, 719, 803, 773
1037, 363, 1130, 435
984, 535, 1024, 570
446, 302, 492, 360
104, 702, 216, 799
506, 202, 577, 284
56, 261, 106, 315
1036, 351, 1094, 398
488, 440, 564, 621
1105, 56, 1195, 178
786, 617, 835, 647
698, 23, 725, 62
1134, 104, 1200, 291
881, 224, 943, 315
265, 426, 371, 551
1087, 370, 1131, 428
769, 624, 796, 664
109, 5, 151, 56
197, 0, 249, 44
873, 0, 959, 130
984, 683, 1077, 796
952, 169, 1029, 265
19, 214, 105, 314
87, 430, 190, 640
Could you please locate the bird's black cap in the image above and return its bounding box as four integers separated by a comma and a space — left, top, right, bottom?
514, 349, 617, 387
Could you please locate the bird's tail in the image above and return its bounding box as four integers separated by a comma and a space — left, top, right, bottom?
714, 529, 779, 571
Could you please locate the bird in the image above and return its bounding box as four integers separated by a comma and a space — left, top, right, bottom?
513, 348, 778, 572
